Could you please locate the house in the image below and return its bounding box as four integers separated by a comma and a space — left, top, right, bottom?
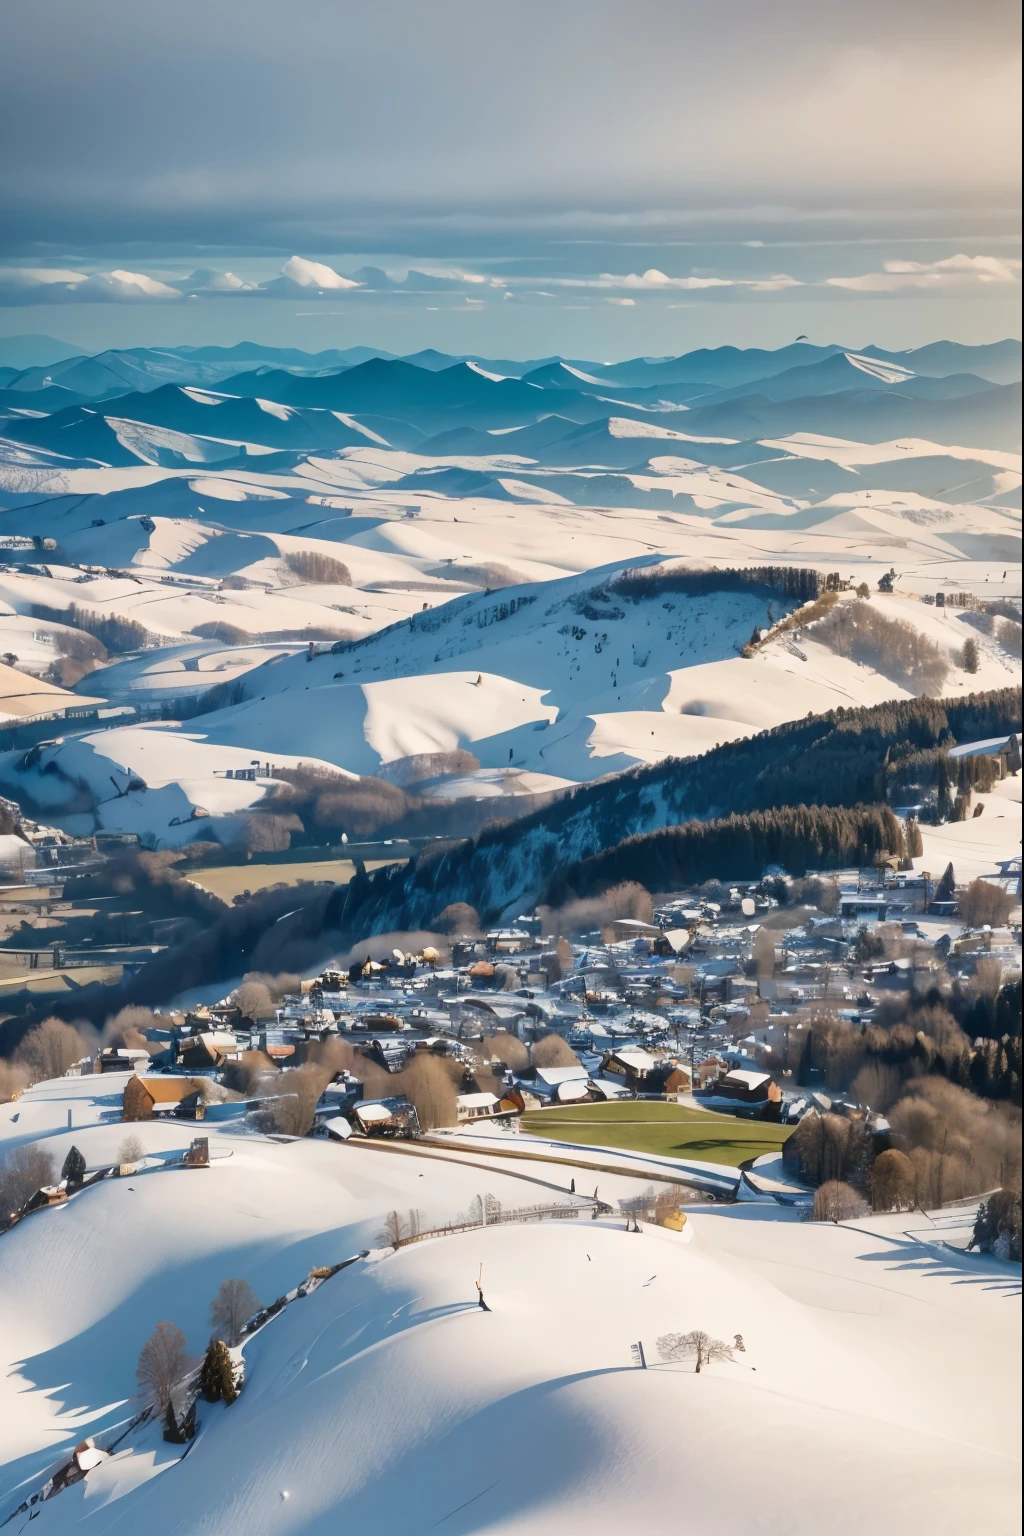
122, 1075, 197, 1120
611, 918, 662, 942
711, 1069, 781, 1107
177, 1030, 237, 1071
532, 1064, 593, 1101
600, 1047, 660, 1088
839, 895, 889, 921
661, 1064, 692, 1095
95, 1045, 150, 1074
351, 1095, 420, 1138
486, 928, 533, 954
456, 1091, 504, 1121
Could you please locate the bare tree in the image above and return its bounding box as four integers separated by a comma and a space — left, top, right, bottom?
101, 1006, 158, 1048
399, 1054, 458, 1130
0, 1145, 56, 1216
869, 1149, 916, 1212
960, 879, 1013, 930
267, 1064, 330, 1135
974, 956, 1005, 1000
432, 902, 481, 936
136, 1321, 191, 1413
233, 980, 274, 1022
657, 1330, 734, 1373
378, 1209, 405, 1248
0, 1060, 29, 1104
812, 1180, 868, 1223
14, 1018, 91, 1084
530, 1034, 580, 1069
117, 1133, 145, 1165
481, 1031, 529, 1070
209, 1278, 263, 1346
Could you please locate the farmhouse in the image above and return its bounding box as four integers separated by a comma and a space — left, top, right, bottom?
710, 1069, 782, 1107
122, 1075, 197, 1120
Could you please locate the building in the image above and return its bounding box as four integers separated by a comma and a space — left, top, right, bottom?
455, 1091, 506, 1122
351, 1095, 420, 1138
122, 1075, 197, 1120
839, 895, 889, 922
710, 1069, 781, 1107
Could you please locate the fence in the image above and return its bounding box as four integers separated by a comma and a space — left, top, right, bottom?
393, 1197, 606, 1247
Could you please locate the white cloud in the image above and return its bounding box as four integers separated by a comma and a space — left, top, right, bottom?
278, 255, 361, 290
606, 296, 636, 306
0, 265, 180, 303
827, 253, 1022, 292
414, 266, 487, 285
539, 267, 804, 293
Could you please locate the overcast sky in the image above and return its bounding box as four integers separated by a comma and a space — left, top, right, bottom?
1, 0, 1019, 356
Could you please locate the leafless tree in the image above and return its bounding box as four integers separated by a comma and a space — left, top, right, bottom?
530, 1034, 580, 1069
284, 549, 352, 586
432, 902, 482, 936
0, 1145, 56, 1216
753, 927, 775, 980
209, 1278, 263, 1346
117, 1133, 145, 1165
974, 956, 1005, 1000
101, 1006, 158, 1048
812, 1180, 868, 1223
399, 1054, 458, 1130
480, 1031, 529, 1070
14, 1018, 91, 1083
233, 980, 274, 1022
136, 1321, 191, 1413
267, 1065, 330, 1135
0, 1061, 29, 1104
378, 1209, 405, 1248
656, 1330, 734, 1373
960, 879, 1013, 930
869, 1149, 916, 1212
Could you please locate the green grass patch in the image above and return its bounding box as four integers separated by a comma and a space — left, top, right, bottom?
520, 1100, 791, 1168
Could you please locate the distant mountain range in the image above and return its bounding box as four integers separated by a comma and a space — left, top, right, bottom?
2, 340, 1019, 464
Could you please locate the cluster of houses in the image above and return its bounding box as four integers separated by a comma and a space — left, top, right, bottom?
87, 856, 1020, 1145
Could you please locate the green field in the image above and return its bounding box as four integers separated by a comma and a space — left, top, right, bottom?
520, 1100, 791, 1167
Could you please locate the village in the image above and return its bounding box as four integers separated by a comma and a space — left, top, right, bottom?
26, 844, 1012, 1181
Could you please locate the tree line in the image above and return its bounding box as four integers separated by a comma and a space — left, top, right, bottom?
542, 804, 907, 904
610, 563, 821, 603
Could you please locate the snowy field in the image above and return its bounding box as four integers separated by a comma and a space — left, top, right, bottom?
0, 1073, 1020, 1535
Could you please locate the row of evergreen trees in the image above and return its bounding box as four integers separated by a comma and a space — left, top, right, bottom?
542, 804, 906, 904
610, 564, 821, 604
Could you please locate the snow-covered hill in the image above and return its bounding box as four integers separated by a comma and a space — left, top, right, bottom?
0, 1074, 1018, 1536
0, 340, 1017, 846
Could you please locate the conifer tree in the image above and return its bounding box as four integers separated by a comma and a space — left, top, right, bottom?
61, 1145, 86, 1189
200, 1339, 238, 1405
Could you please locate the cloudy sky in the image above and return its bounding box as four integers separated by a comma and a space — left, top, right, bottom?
1, 0, 1020, 357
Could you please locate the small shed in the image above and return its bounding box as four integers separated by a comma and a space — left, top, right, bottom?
182, 1136, 210, 1168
